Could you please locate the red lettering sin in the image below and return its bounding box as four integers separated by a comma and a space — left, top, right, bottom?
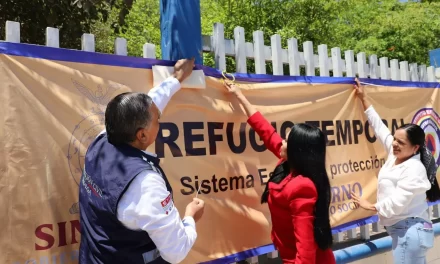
70, 220, 81, 244
35, 224, 54, 250
58, 222, 67, 247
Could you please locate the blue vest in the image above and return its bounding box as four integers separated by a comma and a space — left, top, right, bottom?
79, 133, 172, 264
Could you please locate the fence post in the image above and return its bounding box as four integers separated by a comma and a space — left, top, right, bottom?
6, 21, 20, 43
427, 66, 436, 82
288, 38, 300, 76
331, 47, 342, 77
303, 41, 315, 76
345, 50, 355, 78
271, 34, 283, 75
45, 27, 59, 48
419, 65, 428, 82
400, 61, 410, 81
234, 27, 247, 73
357, 52, 367, 78
143, 43, 156, 59
436, 68, 440, 82
81, 34, 95, 52
390, 59, 400, 81
253, 30, 266, 74
433, 204, 440, 218
213, 23, 226, 71
410, 63, 419, 81
114, 38, 128, 56
372, 220, 381, 233
369, 55, 379, 79
318, 44, 329, 77
267, 251, 279, 260
246, 256, 259, 264
379, 57, 390, 80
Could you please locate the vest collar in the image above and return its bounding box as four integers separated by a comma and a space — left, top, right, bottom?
140, 150, 160, 166
103, 132, 161, 166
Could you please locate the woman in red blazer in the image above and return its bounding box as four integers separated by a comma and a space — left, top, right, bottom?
224, 82, 335, 264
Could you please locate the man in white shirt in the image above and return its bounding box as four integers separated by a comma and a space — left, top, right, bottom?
79, 58, 204, 264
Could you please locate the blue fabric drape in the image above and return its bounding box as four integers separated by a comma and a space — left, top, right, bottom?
160, 0, 203, 65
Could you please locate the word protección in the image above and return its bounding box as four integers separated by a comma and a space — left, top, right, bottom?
329, 155, 386, 179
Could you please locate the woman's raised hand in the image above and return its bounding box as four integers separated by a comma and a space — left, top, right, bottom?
223, 80, 256, 117
354, 78, 371, 110
354, 78, 365, 100
224, 81, 242, 97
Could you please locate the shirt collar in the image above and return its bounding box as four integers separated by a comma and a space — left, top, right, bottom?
141, 150, 157, 157
392, 153, 421, 167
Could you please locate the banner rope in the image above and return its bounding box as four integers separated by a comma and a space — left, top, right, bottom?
359, 81, 384, 87
219, 72, 421, 88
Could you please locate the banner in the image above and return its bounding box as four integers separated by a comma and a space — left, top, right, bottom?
1, 42, 439, 264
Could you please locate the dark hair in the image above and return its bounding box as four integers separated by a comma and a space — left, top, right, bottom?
261, 123, 333, 250
105, 92, 153, 145
399, 124, 440, 202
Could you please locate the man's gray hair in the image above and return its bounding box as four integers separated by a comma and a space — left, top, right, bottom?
105, 92, 153, 145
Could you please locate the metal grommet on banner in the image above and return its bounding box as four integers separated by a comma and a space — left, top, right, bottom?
221, 70, 239, 86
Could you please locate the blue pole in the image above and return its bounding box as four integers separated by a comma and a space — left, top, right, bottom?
429, 48, 440, 67
159, 0, 203, 65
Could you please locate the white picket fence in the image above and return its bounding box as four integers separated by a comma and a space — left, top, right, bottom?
203, 23, 440, 82
3, 19, 440, 263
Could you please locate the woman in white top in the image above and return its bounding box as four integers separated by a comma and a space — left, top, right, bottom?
351, 79, 440, 264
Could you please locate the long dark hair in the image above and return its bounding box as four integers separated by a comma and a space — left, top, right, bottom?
261, 123, 333, 250
399, 124, 440, 202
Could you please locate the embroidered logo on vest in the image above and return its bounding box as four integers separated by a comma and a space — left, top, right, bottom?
160, 194, 174, 215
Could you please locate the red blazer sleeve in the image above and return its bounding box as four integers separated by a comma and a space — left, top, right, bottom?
288, 177, 318, 264
247, 111, 283, 159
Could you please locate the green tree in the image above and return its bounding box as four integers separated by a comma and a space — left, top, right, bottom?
119, 0, 161, 57
200, 0, 228, 69
0, 0, 113, 49
90, 3, 121, 54
331, 0, 440, 66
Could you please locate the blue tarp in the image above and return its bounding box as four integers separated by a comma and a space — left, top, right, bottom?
159, 0, 203, 65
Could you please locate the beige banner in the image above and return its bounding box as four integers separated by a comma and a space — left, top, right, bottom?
1, 53, 439, 264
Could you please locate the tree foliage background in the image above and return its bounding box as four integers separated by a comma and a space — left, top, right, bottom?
2, 0, 440, 74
